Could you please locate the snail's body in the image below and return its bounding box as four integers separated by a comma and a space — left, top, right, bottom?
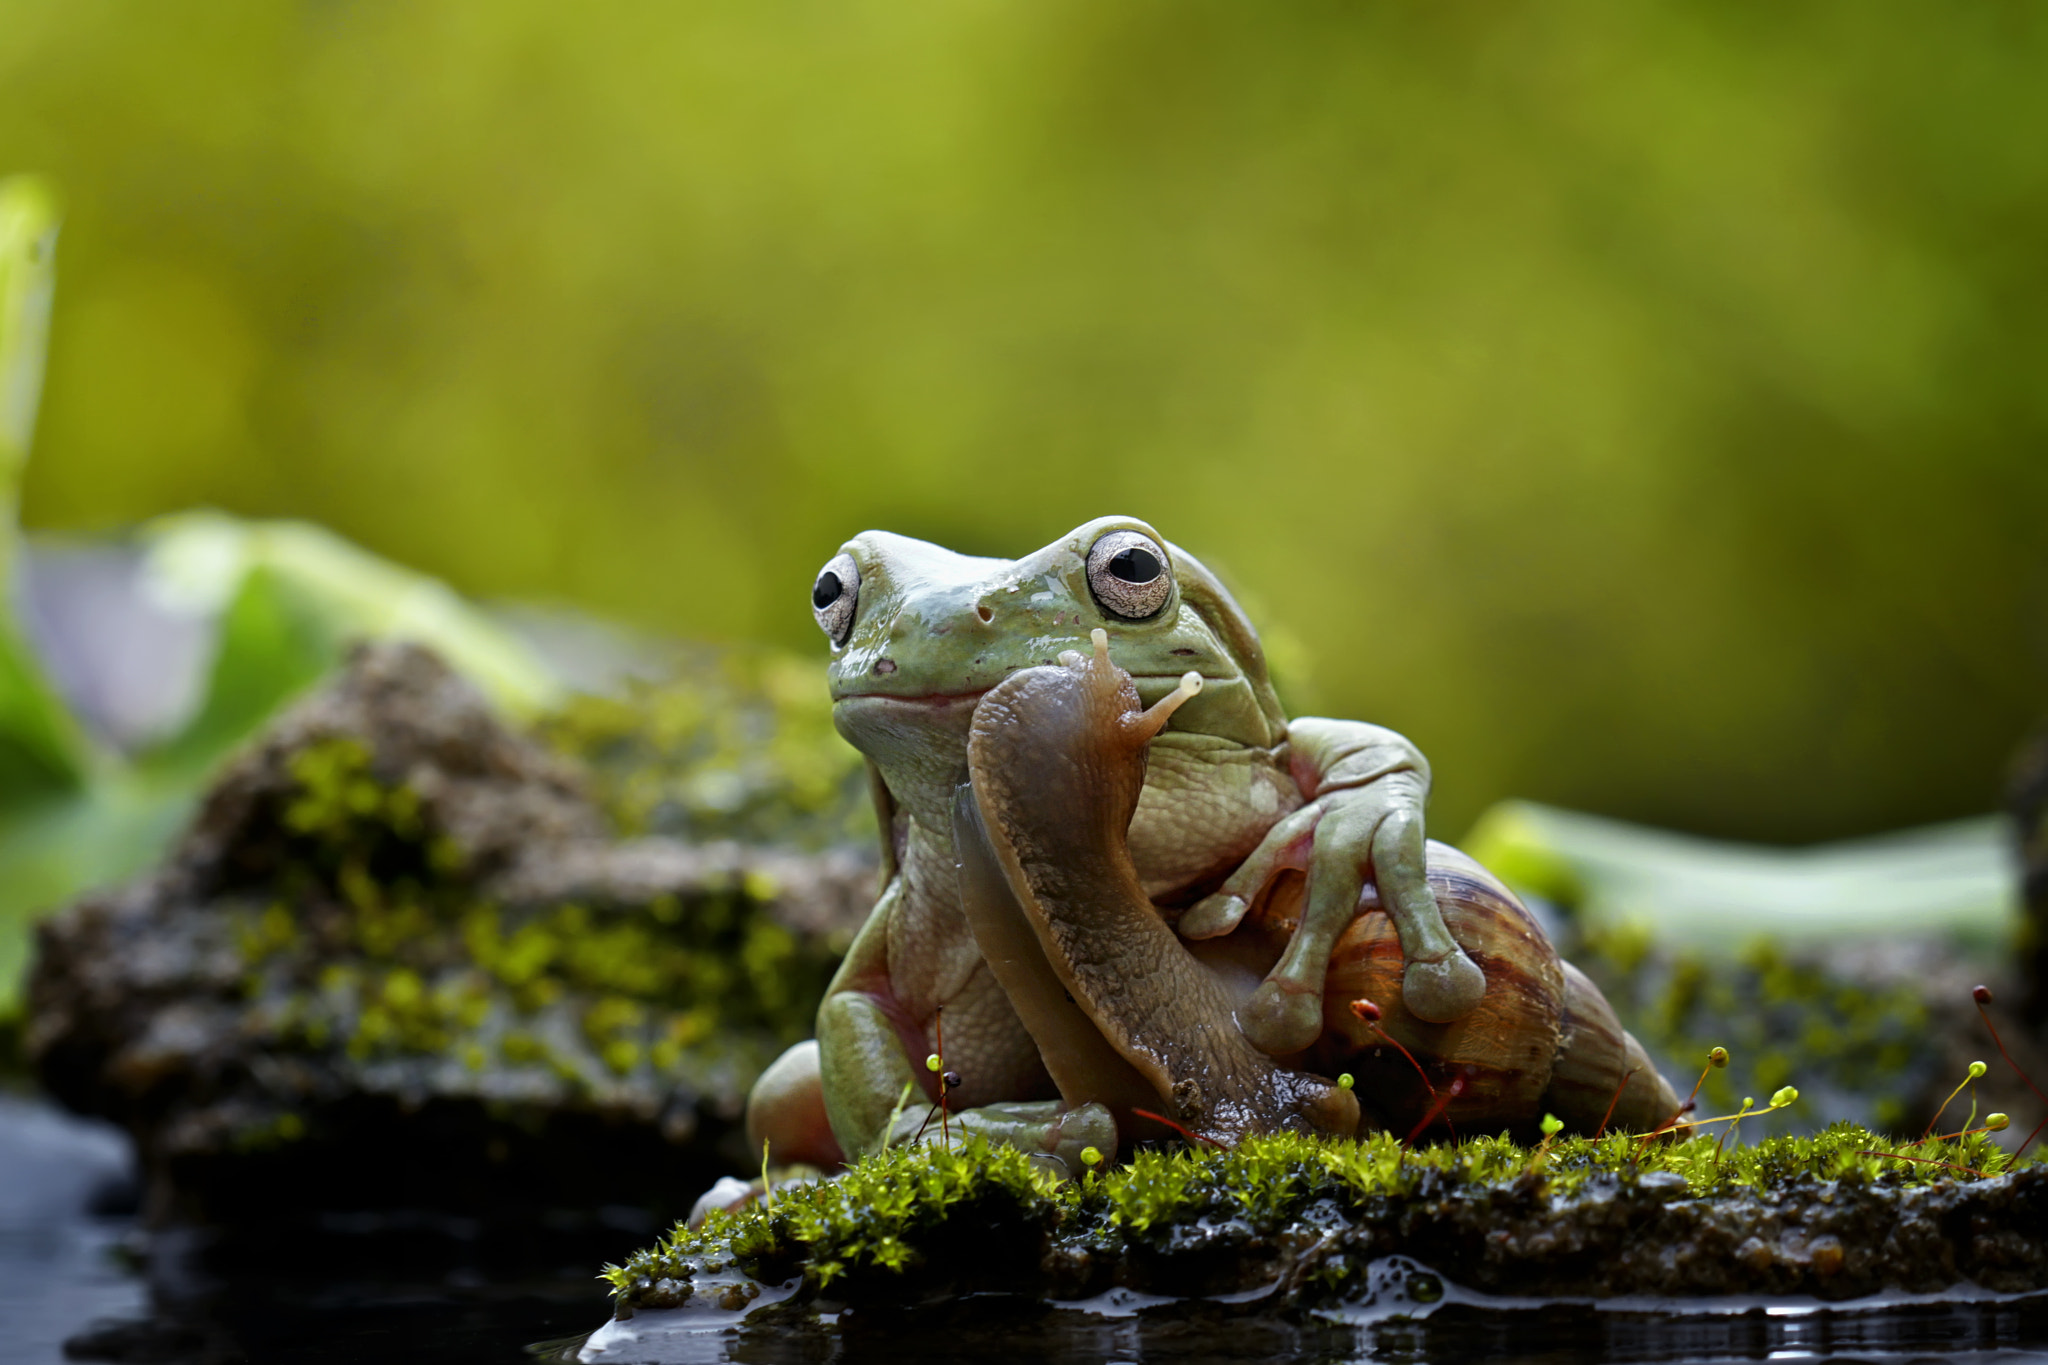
744, 518, 1677, 1173
960, 635, 1676, 1145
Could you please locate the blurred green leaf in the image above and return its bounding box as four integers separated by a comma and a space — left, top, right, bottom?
1466, 798, 2019, 952
0, 175, 95, 803
139, 513, 559, 778
0, 186, 570, 1024
146, 560, 333, 777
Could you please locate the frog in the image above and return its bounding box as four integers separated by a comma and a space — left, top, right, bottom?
742, 515, 1500, 1172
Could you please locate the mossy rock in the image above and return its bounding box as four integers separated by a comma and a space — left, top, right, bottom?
536, 645, 872, 853
26, 643, 872, 1225
604, 1127, 2048, 1324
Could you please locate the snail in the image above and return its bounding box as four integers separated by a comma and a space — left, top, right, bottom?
957, 631, 1679, 1145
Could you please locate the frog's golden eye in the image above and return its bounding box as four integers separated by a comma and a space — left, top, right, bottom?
812, 552, 860, 645
1086, 530, 1173, 621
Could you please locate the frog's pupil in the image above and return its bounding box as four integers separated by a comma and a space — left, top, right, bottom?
1108, 547, 1160, 584
813, 573, 843, 609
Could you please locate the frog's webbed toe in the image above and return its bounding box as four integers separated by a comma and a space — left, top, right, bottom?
1041, 1101, 1118, 1175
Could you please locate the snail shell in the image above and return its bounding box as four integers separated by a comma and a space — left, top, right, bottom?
1228, 844, 1676, 1137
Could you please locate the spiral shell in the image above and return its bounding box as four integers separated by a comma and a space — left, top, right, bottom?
1233, 841, 1674, 1137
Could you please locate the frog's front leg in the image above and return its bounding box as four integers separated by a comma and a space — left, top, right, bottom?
1180, 718, 1487, 1052
801, 889, 1116, 1173
814, 988, 1114, 1169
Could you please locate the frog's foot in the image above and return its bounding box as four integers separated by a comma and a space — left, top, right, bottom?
1036, 1100, 1118, 1176
883, 1097, 1119, 1176
1235, 899, 1488, 1050
1402, 948, 1488, 1024
745, 1039, 849, 1170
687, 1164, 830, 1229
1372, 808, 1489, 1023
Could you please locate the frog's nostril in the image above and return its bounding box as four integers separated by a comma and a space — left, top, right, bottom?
975, 604, 994, 624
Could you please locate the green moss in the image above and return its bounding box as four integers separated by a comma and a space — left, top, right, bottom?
606, 1124, 2046, 1303
228, 723, 841, 1096
537, 647, 873, 852
279, 738, 464, 883
1576, 928, 1938, 1133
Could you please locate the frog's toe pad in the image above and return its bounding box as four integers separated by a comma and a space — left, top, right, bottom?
1401, 951, 1487, 1023
1240, 978, 1323, 1056
1299, 1076, 1361, 1138
1178, 893, 1247, 941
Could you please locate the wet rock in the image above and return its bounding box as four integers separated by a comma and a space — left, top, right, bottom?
608, 1133, 2048, 1315
27, 643, 871, 1227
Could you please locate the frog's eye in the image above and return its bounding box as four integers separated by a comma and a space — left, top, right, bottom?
1086, 530, 1173, 621
812, 552, 860, 646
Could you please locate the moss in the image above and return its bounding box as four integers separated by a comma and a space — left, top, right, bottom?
606, 1124, 2048, 1309
231, 1109, 309, 1153
537, 647, 873, 852
1576, 928, 1938, 1134
229, 724, 839, 1094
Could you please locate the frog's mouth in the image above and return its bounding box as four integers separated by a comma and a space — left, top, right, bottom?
834, 664, 1221, 706
832, 687, 991, 705
829, 693, 990, 735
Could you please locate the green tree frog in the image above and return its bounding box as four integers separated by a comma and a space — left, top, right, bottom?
746, 516, 1497, 1170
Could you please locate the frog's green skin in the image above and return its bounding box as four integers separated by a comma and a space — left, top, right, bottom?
744, 516, 1485, 1171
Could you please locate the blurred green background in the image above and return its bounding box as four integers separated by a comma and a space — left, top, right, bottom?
3, 0, 2044, 843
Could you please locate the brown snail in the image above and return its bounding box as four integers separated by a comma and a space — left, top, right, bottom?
958, 629, 1679, 1145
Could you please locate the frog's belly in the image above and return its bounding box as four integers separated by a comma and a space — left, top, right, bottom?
940, 959, 1062, 1109
1129, 743, 1301, 901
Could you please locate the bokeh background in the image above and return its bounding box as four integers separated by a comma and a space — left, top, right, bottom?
4, 0, 2045, 843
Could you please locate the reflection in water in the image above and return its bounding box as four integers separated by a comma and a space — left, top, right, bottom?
5, 1092, 2047, 1364
0, 1093, 146, 1364
559, 1285, 2048, 1365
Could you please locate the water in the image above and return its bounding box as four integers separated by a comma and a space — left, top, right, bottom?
0, 1093, 147, 1364
0, 1092, 618, 1365
564, 1277, 2048, 1364
5, 1091, 2047, 1365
